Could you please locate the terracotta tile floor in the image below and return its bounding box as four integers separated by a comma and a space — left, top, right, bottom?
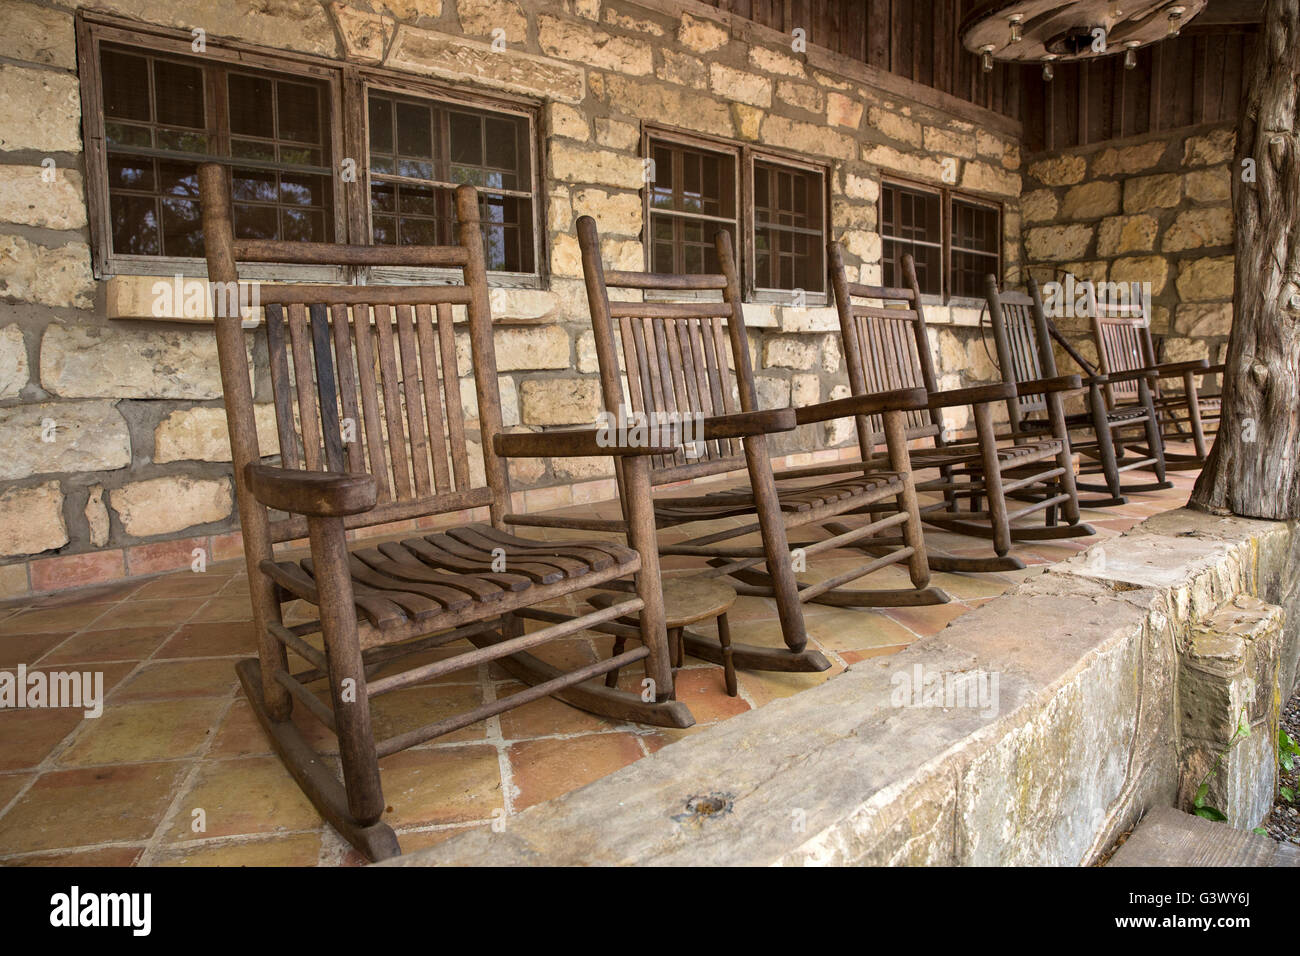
0, 462, 1199, 866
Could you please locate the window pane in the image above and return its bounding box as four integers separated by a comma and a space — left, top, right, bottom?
366, 91, 537, 274
881, 184, 943, 295
949, 198, 1000, 298
645, 138, 737, 276
153, 59, 204, 129
99, 44, 334, 259
396, 100, 433, 159
368, 94, 393, 153
227, 73, 274, 138
753, 160, 824, 292
103, 49, 151, 121
109, 193, 160, 255
277, 81, 321, 145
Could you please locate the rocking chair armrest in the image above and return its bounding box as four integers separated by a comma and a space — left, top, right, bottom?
1014, 374, 1083, 396
243, 464, 377, 518
925, 382, 1018, 409
493, 427, 678, 459
699, 407, 798, 439
1097, 368, 1159, 385
1149, 359, 1211, 377
794, 387, 928, 425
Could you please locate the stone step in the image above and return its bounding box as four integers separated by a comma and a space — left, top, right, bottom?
1107, 806, 1300, 867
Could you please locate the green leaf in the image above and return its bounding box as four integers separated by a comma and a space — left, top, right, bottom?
1194, 806, 1227, 822
1194, 782, 1210, 808
1281, 786, 1296, 803
1252, 826, 1268, 835
1283, 752, 1296, 772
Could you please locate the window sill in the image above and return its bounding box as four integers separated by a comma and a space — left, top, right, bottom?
104, 275, 561, 325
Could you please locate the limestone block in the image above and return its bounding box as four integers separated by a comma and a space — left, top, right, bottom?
520, 378, 600, 425
0, 166, 86, 230
0, 235, 93, 309
0, 323, 28, 399
0, 400, 130, 480
1027, 154, 1086, 187
110, 475, 232, 538
40, 324, 227, 399
0, 480, 66, 557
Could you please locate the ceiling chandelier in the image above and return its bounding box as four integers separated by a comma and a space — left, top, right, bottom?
960, 1, 1207, 79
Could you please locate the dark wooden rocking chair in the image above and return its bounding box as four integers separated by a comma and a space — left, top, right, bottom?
512, 216, 943, 674
825, 249, 1093, 573
984, 276, 1175, 506
198, 164, 690, 862
1090, 296, 1216, 472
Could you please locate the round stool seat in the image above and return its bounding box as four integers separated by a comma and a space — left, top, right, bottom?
661, 578, 737, 629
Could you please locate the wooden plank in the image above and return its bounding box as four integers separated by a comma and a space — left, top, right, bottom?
286, 303, 323, 471
264, 304, 301, 470
328, 304, 366, 474
309, 303, 346, 472
394, 305, 433, 496
349, 304, 393, 502
436, 303, 470, 491
371, 304, 413, 499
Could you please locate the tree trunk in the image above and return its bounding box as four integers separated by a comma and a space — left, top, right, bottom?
1190, 0, 1300, 519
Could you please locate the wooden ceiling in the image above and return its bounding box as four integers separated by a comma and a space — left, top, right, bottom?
696, 0, 1262, 149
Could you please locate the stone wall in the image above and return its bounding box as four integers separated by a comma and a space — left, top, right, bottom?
1020, 122, 1236, 374
0, 0, 1027, 597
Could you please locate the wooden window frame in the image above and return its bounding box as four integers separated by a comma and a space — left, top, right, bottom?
78, 13, 347, 282
879, 177, 1004, 306
357, 71, 544, 289
76, 11, 546, 287
641, 126, 742, 291
640, 125, 831, 305
746, 149, 830, 306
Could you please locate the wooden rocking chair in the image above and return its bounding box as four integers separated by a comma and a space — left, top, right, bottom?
1089, 296, 1216, 472
984, 276, 1175, 506
826, 250, 1093, 573
514, 217, 942, 673
198, 164, 689, 862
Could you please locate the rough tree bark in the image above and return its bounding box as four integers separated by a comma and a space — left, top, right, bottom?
1190, 0, 1300, 519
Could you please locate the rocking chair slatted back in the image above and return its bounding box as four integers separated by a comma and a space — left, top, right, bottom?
1092, 301, 1157, 409
199, 164, 508, 546
829, 245, 942, 446
578, 219, 754, 486
983, 277, 1061, 430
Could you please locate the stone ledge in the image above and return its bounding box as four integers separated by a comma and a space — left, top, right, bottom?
387, 508, 1299, 867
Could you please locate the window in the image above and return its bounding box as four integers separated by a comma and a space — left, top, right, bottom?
99, 43, 335, 263
752, 158, 826, 296
647, 137, 737, 275
880, 182, 1002, 301
949, 198, 1000, 298
79, 14, 544, 283
641, 130, 829, 300
367, 90, 535, 274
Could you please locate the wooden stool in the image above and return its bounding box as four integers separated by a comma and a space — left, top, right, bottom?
603, 579, 738, 697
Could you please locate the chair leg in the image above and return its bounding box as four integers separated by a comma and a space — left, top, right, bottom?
717, 613, 738, 697
669, 627, 684, 670
308, 516, 385, 830
604, 635, 627, 688
1137, 378, 1169, 484
1184, 371, 1209, 461
621, 455, 675, 702
742, 433, 808, 654
1089, 385, 1125, 501
1046, 391, 1082, 526
973, 403, 1013, 557
883, 409, 931, 590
